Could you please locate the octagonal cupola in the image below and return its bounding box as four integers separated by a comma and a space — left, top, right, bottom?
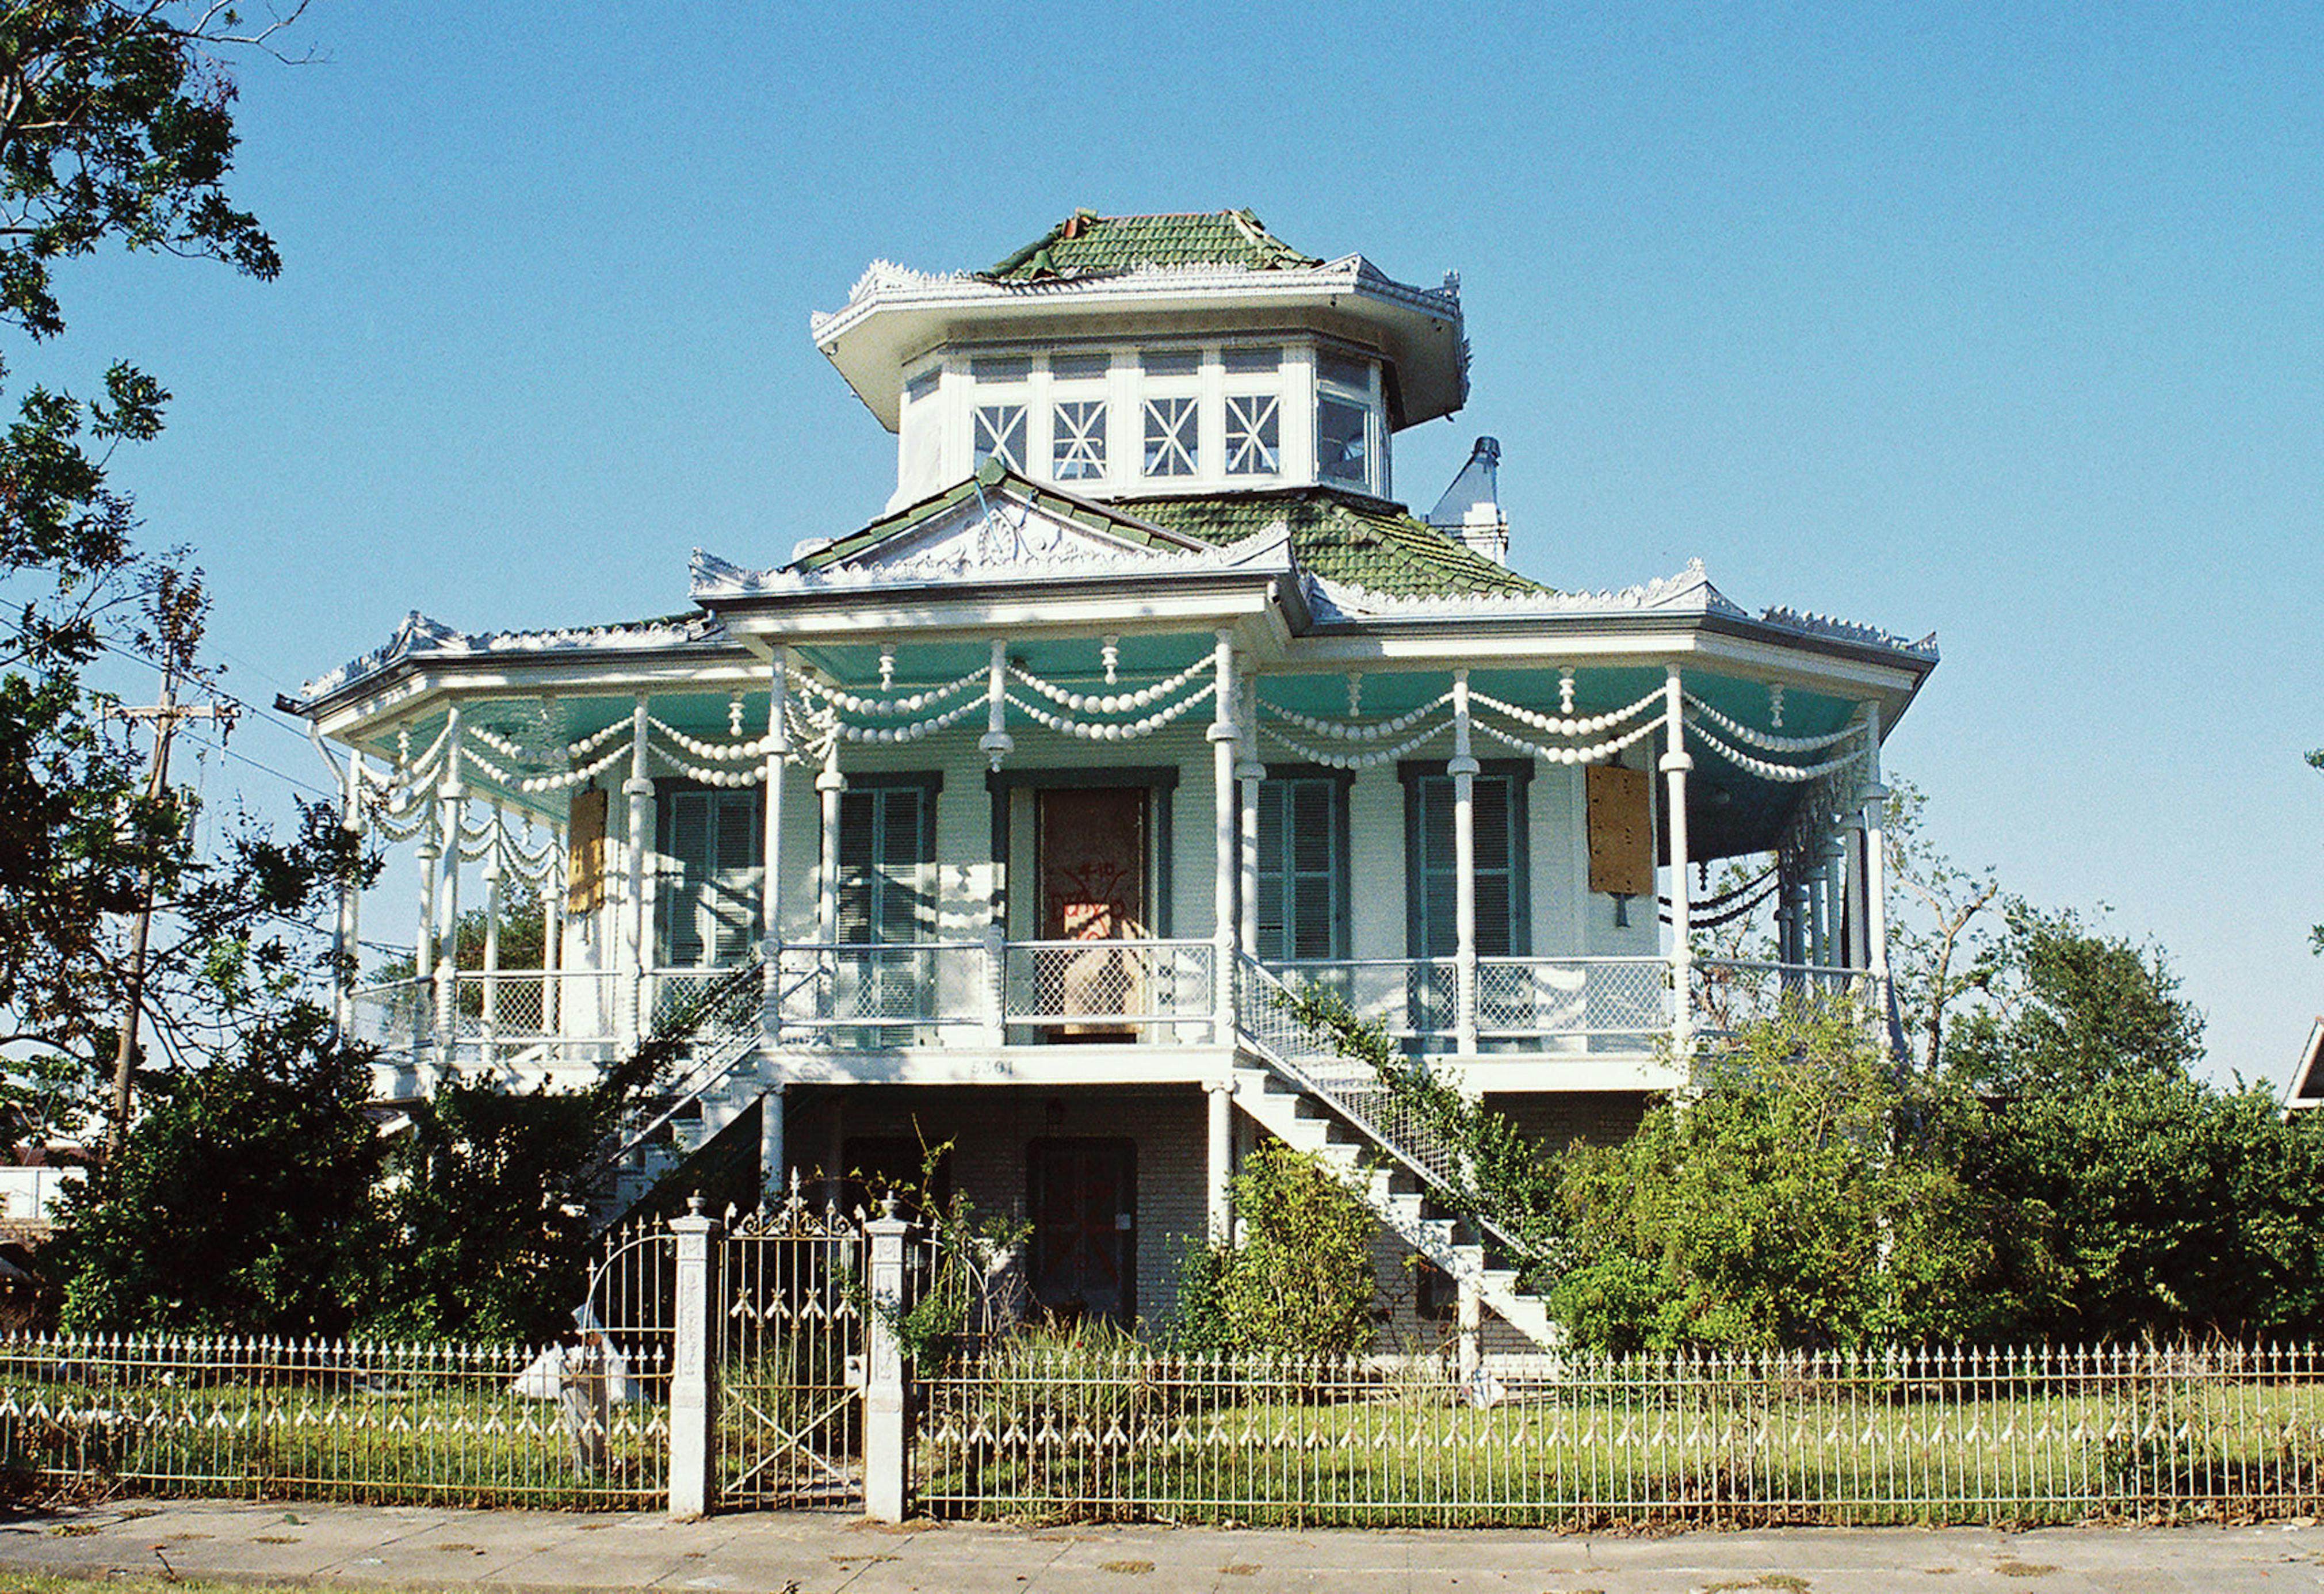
811, 209, 1469, 510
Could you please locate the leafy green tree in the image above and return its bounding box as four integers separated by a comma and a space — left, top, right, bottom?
0, 3, 307, 1145
48, 1001, 385, 1337
1941, 907, 2324, 1339
1548, 1002, 2034, 1354
1945, 906, 2204, 1098
2309, 748, 2321, 956
1175, 1144, 1379, 1359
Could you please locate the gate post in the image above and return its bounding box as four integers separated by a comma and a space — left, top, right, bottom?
668, 1199, 723, 1519
863, 1202, 912, 1523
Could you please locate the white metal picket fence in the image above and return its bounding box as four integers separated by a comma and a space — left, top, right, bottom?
0, 1333, 668, 1507
14, 1221, 2323, 1528
918, 1343, 2324, 1527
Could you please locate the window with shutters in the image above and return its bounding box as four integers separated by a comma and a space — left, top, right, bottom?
1401, 762, 1531, 1043
837, 777, 939, 1038
837, 779, 937, 945
655, 785, 764, 968
1251, 772, 1349, 964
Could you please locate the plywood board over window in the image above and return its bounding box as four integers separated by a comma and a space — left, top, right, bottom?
1587, 764, 1653, 898
567, 788, 609, 915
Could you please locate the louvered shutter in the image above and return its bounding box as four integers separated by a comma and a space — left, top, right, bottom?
1408, 773, 1526, 958
1289, 779, 1339, 960
837, 784, 931, 945
706, 789, 763, 965
659, 790, 712, 967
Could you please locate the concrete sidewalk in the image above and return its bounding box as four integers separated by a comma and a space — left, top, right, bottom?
0, 1499, 2318, 1593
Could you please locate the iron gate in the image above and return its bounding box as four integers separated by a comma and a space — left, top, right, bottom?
717, 1196, 868, 1509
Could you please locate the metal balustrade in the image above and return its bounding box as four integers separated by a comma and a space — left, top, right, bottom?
1002, 938, 1219, 1043
1476, 956, 1672, 1046
362, 947, 1878, 1065
1691, 957, 1879, 1039
773, 941, 990, 1048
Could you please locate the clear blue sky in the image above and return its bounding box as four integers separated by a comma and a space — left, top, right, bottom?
55, 2, 2321, 1082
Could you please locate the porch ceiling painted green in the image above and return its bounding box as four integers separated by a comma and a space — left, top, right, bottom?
981, 209, 1322, 282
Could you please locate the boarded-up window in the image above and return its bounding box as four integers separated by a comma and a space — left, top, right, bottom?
567, 788, 608, 916
1586, 764, 1653, 897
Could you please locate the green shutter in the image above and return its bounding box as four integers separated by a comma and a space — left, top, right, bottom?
658, 786, 763, 969
1253, 775, 1346, 962
838, 783, 934, 945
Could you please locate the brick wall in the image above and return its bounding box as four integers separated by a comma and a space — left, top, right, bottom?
781, 1083, 1207, 1330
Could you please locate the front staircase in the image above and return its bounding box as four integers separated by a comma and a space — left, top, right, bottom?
582, 951, 1568, 1348
588, 962, 770, 1224
1230, 955, 1562, 1351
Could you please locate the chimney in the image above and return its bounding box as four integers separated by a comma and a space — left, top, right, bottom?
1427, 437, 1508, 565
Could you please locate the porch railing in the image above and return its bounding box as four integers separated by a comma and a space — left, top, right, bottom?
1691, 957, 1880, 1039
358, 947, 1883, 1067
1002, 938, 1218, 1044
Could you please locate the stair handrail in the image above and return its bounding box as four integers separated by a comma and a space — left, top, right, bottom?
1232, 953, 1531, 1263
584, 960, 766, 1191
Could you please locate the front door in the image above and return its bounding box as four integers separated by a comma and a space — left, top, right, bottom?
1037, 788, 1149, 1038
1026, 1137, 1136, 1324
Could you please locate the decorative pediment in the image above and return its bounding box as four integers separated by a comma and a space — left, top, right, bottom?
834, 489, 1183, 576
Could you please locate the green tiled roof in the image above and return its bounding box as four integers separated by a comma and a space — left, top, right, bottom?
795, 458, 1197, 572
1133, 489, 1549, 599
983, 209, 1321, 283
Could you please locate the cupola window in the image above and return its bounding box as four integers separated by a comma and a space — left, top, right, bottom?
1315, 349, 1378, 492
974, 403, 1027, 472
1143, 396, 1199, 477
1053, 399, 1107, 480
1225, 393, 1281, 476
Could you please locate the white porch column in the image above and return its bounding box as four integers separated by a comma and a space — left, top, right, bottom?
758, 1081, 786, 1208
1450, 670, 1480, 1056
434, 707, 465, 1053
1859, 703, 1891, 989
816, 737, 846, 946
763, 652, 790, 1031
1205, 1077, 1235, 1246
480, 802, 503, 1065
335, 748, 364, 1033
1207, 631, 1239, 1033
542, 828, 563, 1036
1660, 668, 1694, 1057
1235, 665, 1265, 960
622, 697, 653, 1049
1816, 836, 1843, 967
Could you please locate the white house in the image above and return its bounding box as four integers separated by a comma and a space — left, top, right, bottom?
289, 209, 1936, 1351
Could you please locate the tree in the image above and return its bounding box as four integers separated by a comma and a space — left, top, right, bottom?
48, 1001, 385, 1337
1945, 905, 2204, 1098
1883, 776, 2004, 1072
1547, 1003, 2034, 1354
2310, 748, 2321, 957
1174, 1144, 1379, 1359
1937, 908, 2324, 1339
0, 2, 308, 1149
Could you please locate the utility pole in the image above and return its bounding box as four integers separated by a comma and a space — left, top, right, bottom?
102, 666, 232, 1165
